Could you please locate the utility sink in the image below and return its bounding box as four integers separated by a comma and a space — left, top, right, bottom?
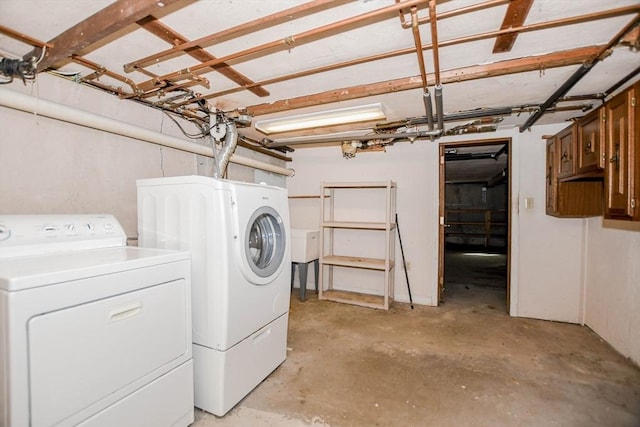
291, 229, 319, 263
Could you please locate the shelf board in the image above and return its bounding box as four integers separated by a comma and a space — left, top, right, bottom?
322, 181, 396, 189
319, 289, 389, 310
322, 255, 393, 270
322, 221, 395, 230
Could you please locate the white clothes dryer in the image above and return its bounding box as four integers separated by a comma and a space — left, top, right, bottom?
137, 176, 291, 416
0, 214, 194, 427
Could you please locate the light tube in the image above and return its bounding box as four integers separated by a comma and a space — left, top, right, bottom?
255, 103, 386, 134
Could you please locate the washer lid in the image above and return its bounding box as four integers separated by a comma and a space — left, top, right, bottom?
0, 246, 190, 292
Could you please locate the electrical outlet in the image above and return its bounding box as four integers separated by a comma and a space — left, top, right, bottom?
525, 197, 534, 209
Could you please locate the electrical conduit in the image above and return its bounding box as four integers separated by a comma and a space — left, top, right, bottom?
0, 87, 294, 177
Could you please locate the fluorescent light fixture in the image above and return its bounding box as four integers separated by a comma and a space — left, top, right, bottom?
255, 102, 386, 134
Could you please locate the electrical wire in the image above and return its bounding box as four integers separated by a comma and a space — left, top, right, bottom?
161, 98, 228, 140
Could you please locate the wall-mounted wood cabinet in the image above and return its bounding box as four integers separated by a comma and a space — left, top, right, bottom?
557, 125, 577, 179
546, 129, 603, 218
603, 82, 639, 221
545, 82, 638, 221
576, 107, 605, 175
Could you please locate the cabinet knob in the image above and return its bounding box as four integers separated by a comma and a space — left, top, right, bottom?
561, 151, 569, 161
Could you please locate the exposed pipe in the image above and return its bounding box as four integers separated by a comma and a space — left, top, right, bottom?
125, 0, 345, 71
435, 84, 444, 131
186, 5, 638, 109
264, 129, 442, 148
428, 0, 441, 86
518, 63, 595, 132
423, 91, 434, 131
135, 0, 431, 91
396, 0, 510, 29
519, 13, 640, 132
604, 63, 640, 98
0, 24, 52, 49
410, 6, 428, 90
0, 87, 294, 177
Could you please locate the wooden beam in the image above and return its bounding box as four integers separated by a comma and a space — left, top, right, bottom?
134, 0, 430, 92
245, 45, 602, 116
136, 16, 269, 97
194, 4, 638, 108
492, 0, 534, 53
125, 0, 352, 71
26, 0, 188, 71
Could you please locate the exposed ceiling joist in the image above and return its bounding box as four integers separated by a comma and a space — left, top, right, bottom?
26, 0, 189, 72
2, 0, 637, 148
134, 0, 431, 92
136, 16, 269, 97
492, 0, 534, 53
124, 0, 350, 71
245, 44, 602, 116
181, 3, 638, 111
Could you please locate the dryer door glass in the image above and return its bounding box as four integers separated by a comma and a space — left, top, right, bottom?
245, 206, 286, 279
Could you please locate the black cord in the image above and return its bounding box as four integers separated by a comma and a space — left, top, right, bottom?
163, 110, 229, 140
0, 58, 36, 84
163, 112, 210, 139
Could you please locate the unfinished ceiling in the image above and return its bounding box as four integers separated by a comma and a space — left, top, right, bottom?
0, 0, 638, 158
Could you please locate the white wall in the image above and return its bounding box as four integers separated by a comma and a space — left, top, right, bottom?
585, 218, 640, 365
288, 124, 590, 323
2, 73, 637, 364
514, 123, 586, 323
289, 123, 640, 364
289, 140, 439, 305
0, 74, 282, 238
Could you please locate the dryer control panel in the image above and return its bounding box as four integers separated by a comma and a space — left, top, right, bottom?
0, 214, 126, 258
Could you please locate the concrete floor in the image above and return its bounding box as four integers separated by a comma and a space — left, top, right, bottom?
192, 252, 640, 427
443, 245, 508, 311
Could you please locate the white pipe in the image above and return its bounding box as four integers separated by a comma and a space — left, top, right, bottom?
0, 87, 295, 177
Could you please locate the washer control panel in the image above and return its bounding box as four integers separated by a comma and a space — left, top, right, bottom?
0, 214, 126, 258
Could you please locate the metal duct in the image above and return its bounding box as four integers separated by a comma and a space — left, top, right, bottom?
0, 87, 294, 177
213, 121, 238, 179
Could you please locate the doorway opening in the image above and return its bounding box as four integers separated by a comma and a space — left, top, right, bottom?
438, 139, 511, 313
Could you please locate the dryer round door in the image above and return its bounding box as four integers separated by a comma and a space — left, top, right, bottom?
242, 206, 287, 284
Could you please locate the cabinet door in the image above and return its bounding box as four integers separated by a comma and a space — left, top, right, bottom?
577, 107, 603, 174
604, 85, 636, 219
546, 139, 558, 215
557, 125, 575, 179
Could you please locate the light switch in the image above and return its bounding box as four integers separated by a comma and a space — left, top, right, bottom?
525, 197, 534, 209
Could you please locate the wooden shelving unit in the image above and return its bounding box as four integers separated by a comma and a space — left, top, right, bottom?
318, 181, 397, 310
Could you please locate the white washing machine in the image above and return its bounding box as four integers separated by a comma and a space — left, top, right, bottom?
137, 176, 291, 416
0, 214, 194, 427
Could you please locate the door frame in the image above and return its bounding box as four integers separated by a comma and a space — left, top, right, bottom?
437, 138, 512, 312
